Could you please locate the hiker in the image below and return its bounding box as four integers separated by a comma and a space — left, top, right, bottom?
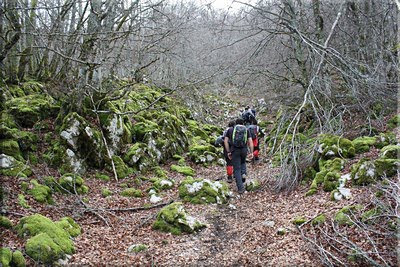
224, 118, 254, 194
247, 120, 264, 161
215, 120, 236, 182
242, 106, 256, 125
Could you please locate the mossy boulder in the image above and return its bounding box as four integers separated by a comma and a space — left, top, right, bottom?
0, 154, 32, 177
99, 113, 132, 155
334, 205, 361, 226
16, 214, 79, 263
323, 172, 340, 192
351, 159, 377, 186
352, 136, 376, 153
95, 172, 110, 181
152, 166, 168, 179
171, 164, 195, 176
0, 139, 22, 161
245, 179, 261, 191
11, 250, 26, 267
306, 158, 344, 196
58, 173, 89, 194
120, 188, 143, 198
374, 158, 400, 177
150, 178, 174, 191
0, 216, 13, 228
0, 247, 12, 267
188, 141, 218, 165
318, 134, 355, 159
179, 177, 231, 204
387, 114, 400, 129
54, 217, 81, 237
108, 155, 133, 179
59, 112, 104, 170
153, 202, 206, 235
374, 132, 396, 148
379, 145, 400, 159
28, 179, 53, 204
6, 94, 59, 127
123, 143, 152, 172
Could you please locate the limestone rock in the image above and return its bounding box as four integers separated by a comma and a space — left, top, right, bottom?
179, 177, 231, 204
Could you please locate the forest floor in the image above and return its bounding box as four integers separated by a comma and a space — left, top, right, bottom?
2, 154, 370, 266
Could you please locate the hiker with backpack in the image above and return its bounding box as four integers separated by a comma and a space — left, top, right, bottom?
215, 120, 236, 182
247, 121, 264, 161
241, 106, 256, 126
224, 118, 254, 194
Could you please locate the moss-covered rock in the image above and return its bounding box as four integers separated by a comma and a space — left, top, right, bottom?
0, 247, 12, 267
16, 214, 79, 263
0, 154, 32, 177
171, 164, 195, 176
374, 158, 400, 177
18, 194, 30, 209
318, 134, 355, 159
387, 114, 400, 129
292, 216, 307, 226
306, 158, 344, 196
374, 132, 396, 148
55, 217, 81, 237
152, 166, 168, 179
0, 216, 13, 229
188, 141, 218, 166
11, 250, 26, 267
95, 172, 110, 181
109, 155, 133, 179
311, 214, 326, 226
361, 208, 380, 223
101, 188, 113, 197
323, 172, 340, 192
127, 244, 148, 253
151, 178, 174, 191
28, 179, 53, 204
245, 179, 261, 191
352, 136, 376, 153
351, 159, 377, 186
153, 202, 206, 235
179, 177, 231, 204
334, 206, 361, 226
58, 173, 88, 194
120, 188, 143, 198
379, 145, 400, 159
0, 139, 22, 161
6, 94, 59, 127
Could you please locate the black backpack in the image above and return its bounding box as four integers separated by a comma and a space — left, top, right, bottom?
247, 125, 258, 139
232, 125, 248, 148
214, 136, 224, 147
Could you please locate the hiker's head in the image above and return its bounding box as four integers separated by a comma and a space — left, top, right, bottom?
228, 120, 235, 128
236, 118, 244, 125
246, 105, 250, 110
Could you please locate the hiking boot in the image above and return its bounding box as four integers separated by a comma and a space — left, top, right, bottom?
227, 175, 233, 183
242, 174, 247, 183
238, 189, 245, 194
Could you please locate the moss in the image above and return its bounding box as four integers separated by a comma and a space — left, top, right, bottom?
0, 216, 13, 229
18, 194, 30, 209
361, 208, 380, 223
27, 152, 38, 165
152, 178, 174, 191
152, 166, 168, 179
0, 247, 12, 267
101, 188, 113, 197
277, 228, 286, 236
128, 244, 148, 253
303, 166, 316, 181
351, 159, 377, 186
25, 233, 65, 264
120, 188, 143, 198
334, 206, 362, 226
28, 179, 53, 204
0, 155, 32, 177
58, 173, 88, 194
16, 214, 78, 263
292, 216, 307, 226
0, 139, 23, 161
387, 114, 400, 129
374, 158, 400, 177
55, 217, 81, 237
153, 202, 206, 235
119, 183, 128, 188
6, 94, 59, 127
379, 145, 400, 159
375, 132, 396, 148
111, 155, 133, 179
323, 172, 340, 192
352, 136, 376, 153
11, 250, 26, 267
318, 134, 355, 158
171, 164, 195, 176
178, 177, 230, 204
95, 172, 110, 181
311, 214, 326, 226
245, 179, 261, 191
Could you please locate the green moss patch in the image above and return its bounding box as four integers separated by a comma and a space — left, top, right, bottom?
120, 188, 143, 198
0, 216, 13, 229
18, 194, 31, 209
58, 173, 89, 194
379, 145, 400, 159
179, 177, 231, 204
153, 202, 206, 235
352, 136, 376, 153
292, 216, 307, 226
171, 164, 195, 176
12, 250, 26, 267
16, 214, 80, 264
0, 154, 32, 177
318, 134, 355, 159
95, 172, 110, 181
387, 114, 400, 129
101, 188, 113, 197
127, 244, 148, 253
245, 179, 261, 191
28, 179, 53, 204
334, 206, 362, 226
311, 214, 326, 226
0, 247, 12, 267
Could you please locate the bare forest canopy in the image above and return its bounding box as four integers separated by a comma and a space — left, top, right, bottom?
0, 0, 398, 107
